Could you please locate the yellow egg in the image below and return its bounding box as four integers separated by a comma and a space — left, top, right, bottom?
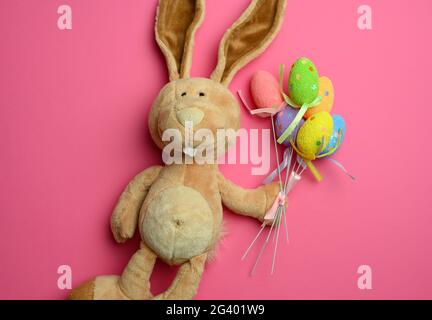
296, 111, 334, 159
304, 77, 334, 119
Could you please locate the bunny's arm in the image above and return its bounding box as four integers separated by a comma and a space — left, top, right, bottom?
111, 166, 162, 243
217, 172, 280, 221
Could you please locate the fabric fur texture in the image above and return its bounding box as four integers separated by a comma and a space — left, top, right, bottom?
69, 0, 287, 300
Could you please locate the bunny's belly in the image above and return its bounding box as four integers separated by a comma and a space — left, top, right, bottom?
140, 186, 214, 264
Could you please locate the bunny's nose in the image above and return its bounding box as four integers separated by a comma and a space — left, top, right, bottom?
176, 107, 204, 126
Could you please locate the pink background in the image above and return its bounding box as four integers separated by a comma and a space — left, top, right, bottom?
0, 0, 431, 300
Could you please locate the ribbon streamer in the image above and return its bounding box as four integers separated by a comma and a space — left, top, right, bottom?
276, 96, 322, 144
279, 64, 285, 91
237, 90, 286, 117
263, 148, 292, 184
277, 103, 307, 144
326, 158, 356, 180
285, 171, 301, 194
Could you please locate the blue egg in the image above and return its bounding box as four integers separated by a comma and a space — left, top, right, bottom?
320, 115, 346, 156
275, 106, 305, 147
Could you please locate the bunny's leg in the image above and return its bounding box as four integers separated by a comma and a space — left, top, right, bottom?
69, 242, 157, 300
118, 241, 157, 299
152, 253, 208, 300
91, 242, 157, 300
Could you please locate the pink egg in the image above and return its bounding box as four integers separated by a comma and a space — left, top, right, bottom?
250, 71, 284, 109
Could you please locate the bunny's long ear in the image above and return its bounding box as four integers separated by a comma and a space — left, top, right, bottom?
155, 0, 205, 81
211, 0, 286, 86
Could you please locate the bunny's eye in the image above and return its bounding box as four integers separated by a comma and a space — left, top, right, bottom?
181, 92, 187, 97
199, 92, 205, 97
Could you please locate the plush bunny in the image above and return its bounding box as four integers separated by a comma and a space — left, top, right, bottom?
69, 0, 286, 300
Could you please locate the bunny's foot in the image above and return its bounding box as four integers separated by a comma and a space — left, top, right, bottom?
68, 279, 96, 300
68, 276, 129, 300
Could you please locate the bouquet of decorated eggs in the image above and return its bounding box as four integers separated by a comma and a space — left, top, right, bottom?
238, 57, 347, 182
239, 57, 351, 275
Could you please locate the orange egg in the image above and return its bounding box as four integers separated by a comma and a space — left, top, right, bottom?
304, 76, 334, 119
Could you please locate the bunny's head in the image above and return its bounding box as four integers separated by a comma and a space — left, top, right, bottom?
149, 0, 286, 158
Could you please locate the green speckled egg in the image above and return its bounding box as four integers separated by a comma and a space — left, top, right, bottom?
296, 111, 333, 159
288, 57, 319, 106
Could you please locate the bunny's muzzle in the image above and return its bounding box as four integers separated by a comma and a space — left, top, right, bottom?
176, 107, 204, 127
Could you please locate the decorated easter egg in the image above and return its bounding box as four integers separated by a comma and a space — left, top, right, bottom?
320, 115, 346, 156
288, 57, 319, 106
251, 71, 283, 109
304, 76, 334, 119
296, 111, 333, 159
275, 106, 305, 146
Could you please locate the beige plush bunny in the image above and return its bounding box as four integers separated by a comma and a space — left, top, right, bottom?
69, 0, 286, 300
